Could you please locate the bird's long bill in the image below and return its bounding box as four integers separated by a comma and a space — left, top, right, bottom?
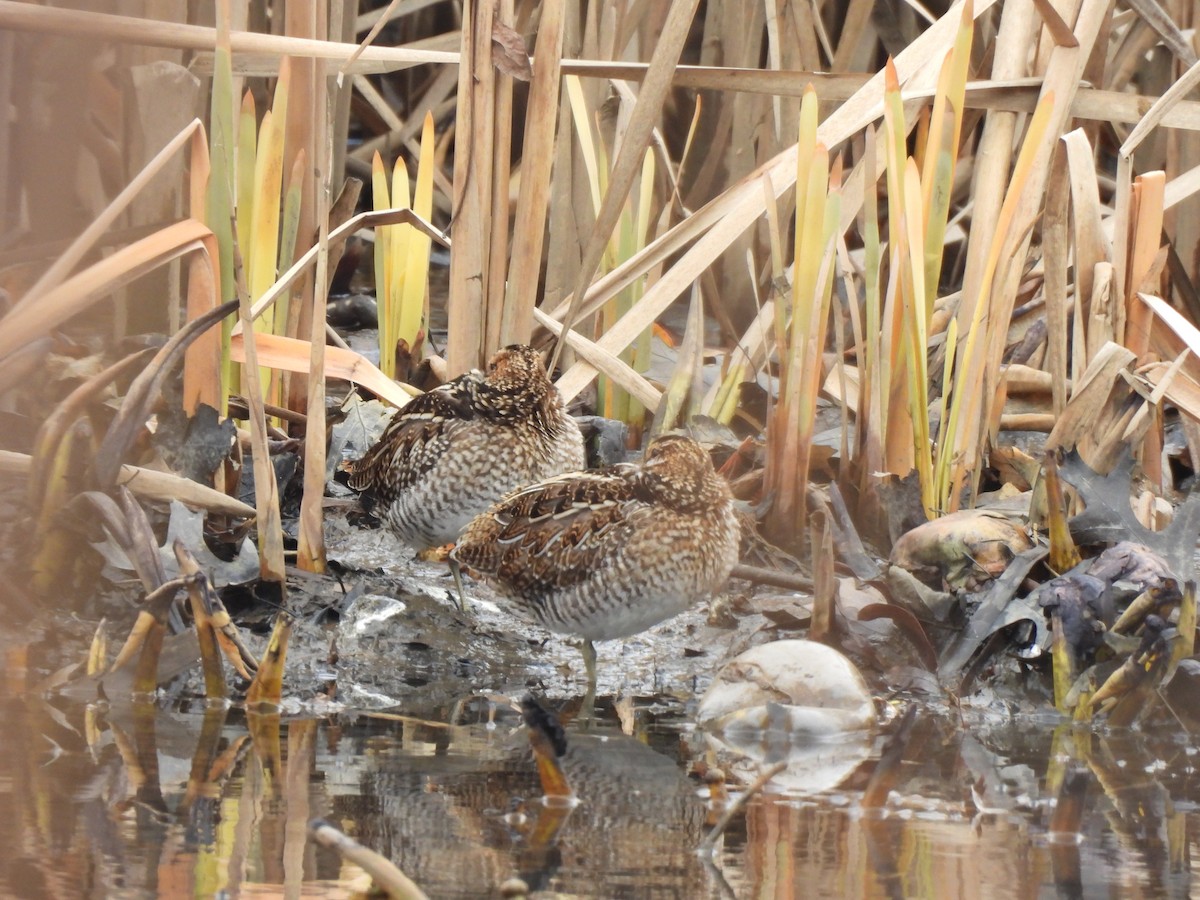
529, 727, 574, 801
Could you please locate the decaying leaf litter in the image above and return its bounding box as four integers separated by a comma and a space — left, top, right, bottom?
3, 0, 1200, 893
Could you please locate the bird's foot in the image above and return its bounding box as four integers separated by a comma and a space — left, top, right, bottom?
416, 543, 454, 562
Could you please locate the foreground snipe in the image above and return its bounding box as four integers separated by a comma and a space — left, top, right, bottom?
349, 345, 585, 551
452, 435, 740, 694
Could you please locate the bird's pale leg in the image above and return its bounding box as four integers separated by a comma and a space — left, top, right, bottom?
581, 639, 598, 717
448, 558, 467, 612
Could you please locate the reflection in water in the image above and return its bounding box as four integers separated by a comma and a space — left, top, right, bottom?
352, 728, 709, 896
0, 690, 1197, 898
710, 717, 1197, 900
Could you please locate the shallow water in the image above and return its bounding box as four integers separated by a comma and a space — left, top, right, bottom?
2, 514, 1198, 898
2, 655, 1199, 899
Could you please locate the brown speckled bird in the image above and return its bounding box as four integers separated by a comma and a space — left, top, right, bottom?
349, 345, 585, 554
452, 434, 740, 694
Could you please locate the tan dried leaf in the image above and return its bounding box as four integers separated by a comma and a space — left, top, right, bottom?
491, 19, 531, 81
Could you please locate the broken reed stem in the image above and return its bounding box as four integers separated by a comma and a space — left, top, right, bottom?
445, 0, 493, 374
105, 579, 187, 674
205, 593, 260, 679
808, 512, 835, 640
1043, 450, 1082, 573
174, 540, 226, 701
131, 606, 169, 697
245, 613, 294, 709
0, 3, 456, 71
529, 726, 573, 801
87, 619, 108, 677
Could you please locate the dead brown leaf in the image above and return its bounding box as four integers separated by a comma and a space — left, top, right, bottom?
491, 18, 531, 81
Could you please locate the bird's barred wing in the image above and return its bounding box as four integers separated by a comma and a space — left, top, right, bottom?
347, 376, 478, 493
455, 468, 647, 592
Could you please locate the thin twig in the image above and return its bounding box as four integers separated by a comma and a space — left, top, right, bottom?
729, 563, 813, 593
337, 0, 404, 85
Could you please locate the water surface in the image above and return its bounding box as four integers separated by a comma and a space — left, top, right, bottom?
1, 674, 1196, 898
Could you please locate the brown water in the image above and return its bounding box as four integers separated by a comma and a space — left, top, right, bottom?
2, 514, 1197, 898
1, 676, 1198, 899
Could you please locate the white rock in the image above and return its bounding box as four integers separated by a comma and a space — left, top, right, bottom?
697, 640, 876, 794
697, 639, 875, 732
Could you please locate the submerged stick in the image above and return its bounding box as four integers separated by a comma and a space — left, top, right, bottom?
308, 818, 429, 900
697, 760, 788, 854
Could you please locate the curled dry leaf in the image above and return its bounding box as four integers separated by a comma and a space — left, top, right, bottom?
857, 604, 939, 671
491, 18, 532, 81
92, 300, 237, 489
889, 509, 1034, 592
155, 500, 259, 588
153, 402, 236, 485
938, 546, 1049, 687
1035, 572, 1109, 658
1033, 540, 1180, 716
1061, 449, 1200, 576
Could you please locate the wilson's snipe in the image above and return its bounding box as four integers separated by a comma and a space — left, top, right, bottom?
452, 434, 740, 695
349, 345, 586, 554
